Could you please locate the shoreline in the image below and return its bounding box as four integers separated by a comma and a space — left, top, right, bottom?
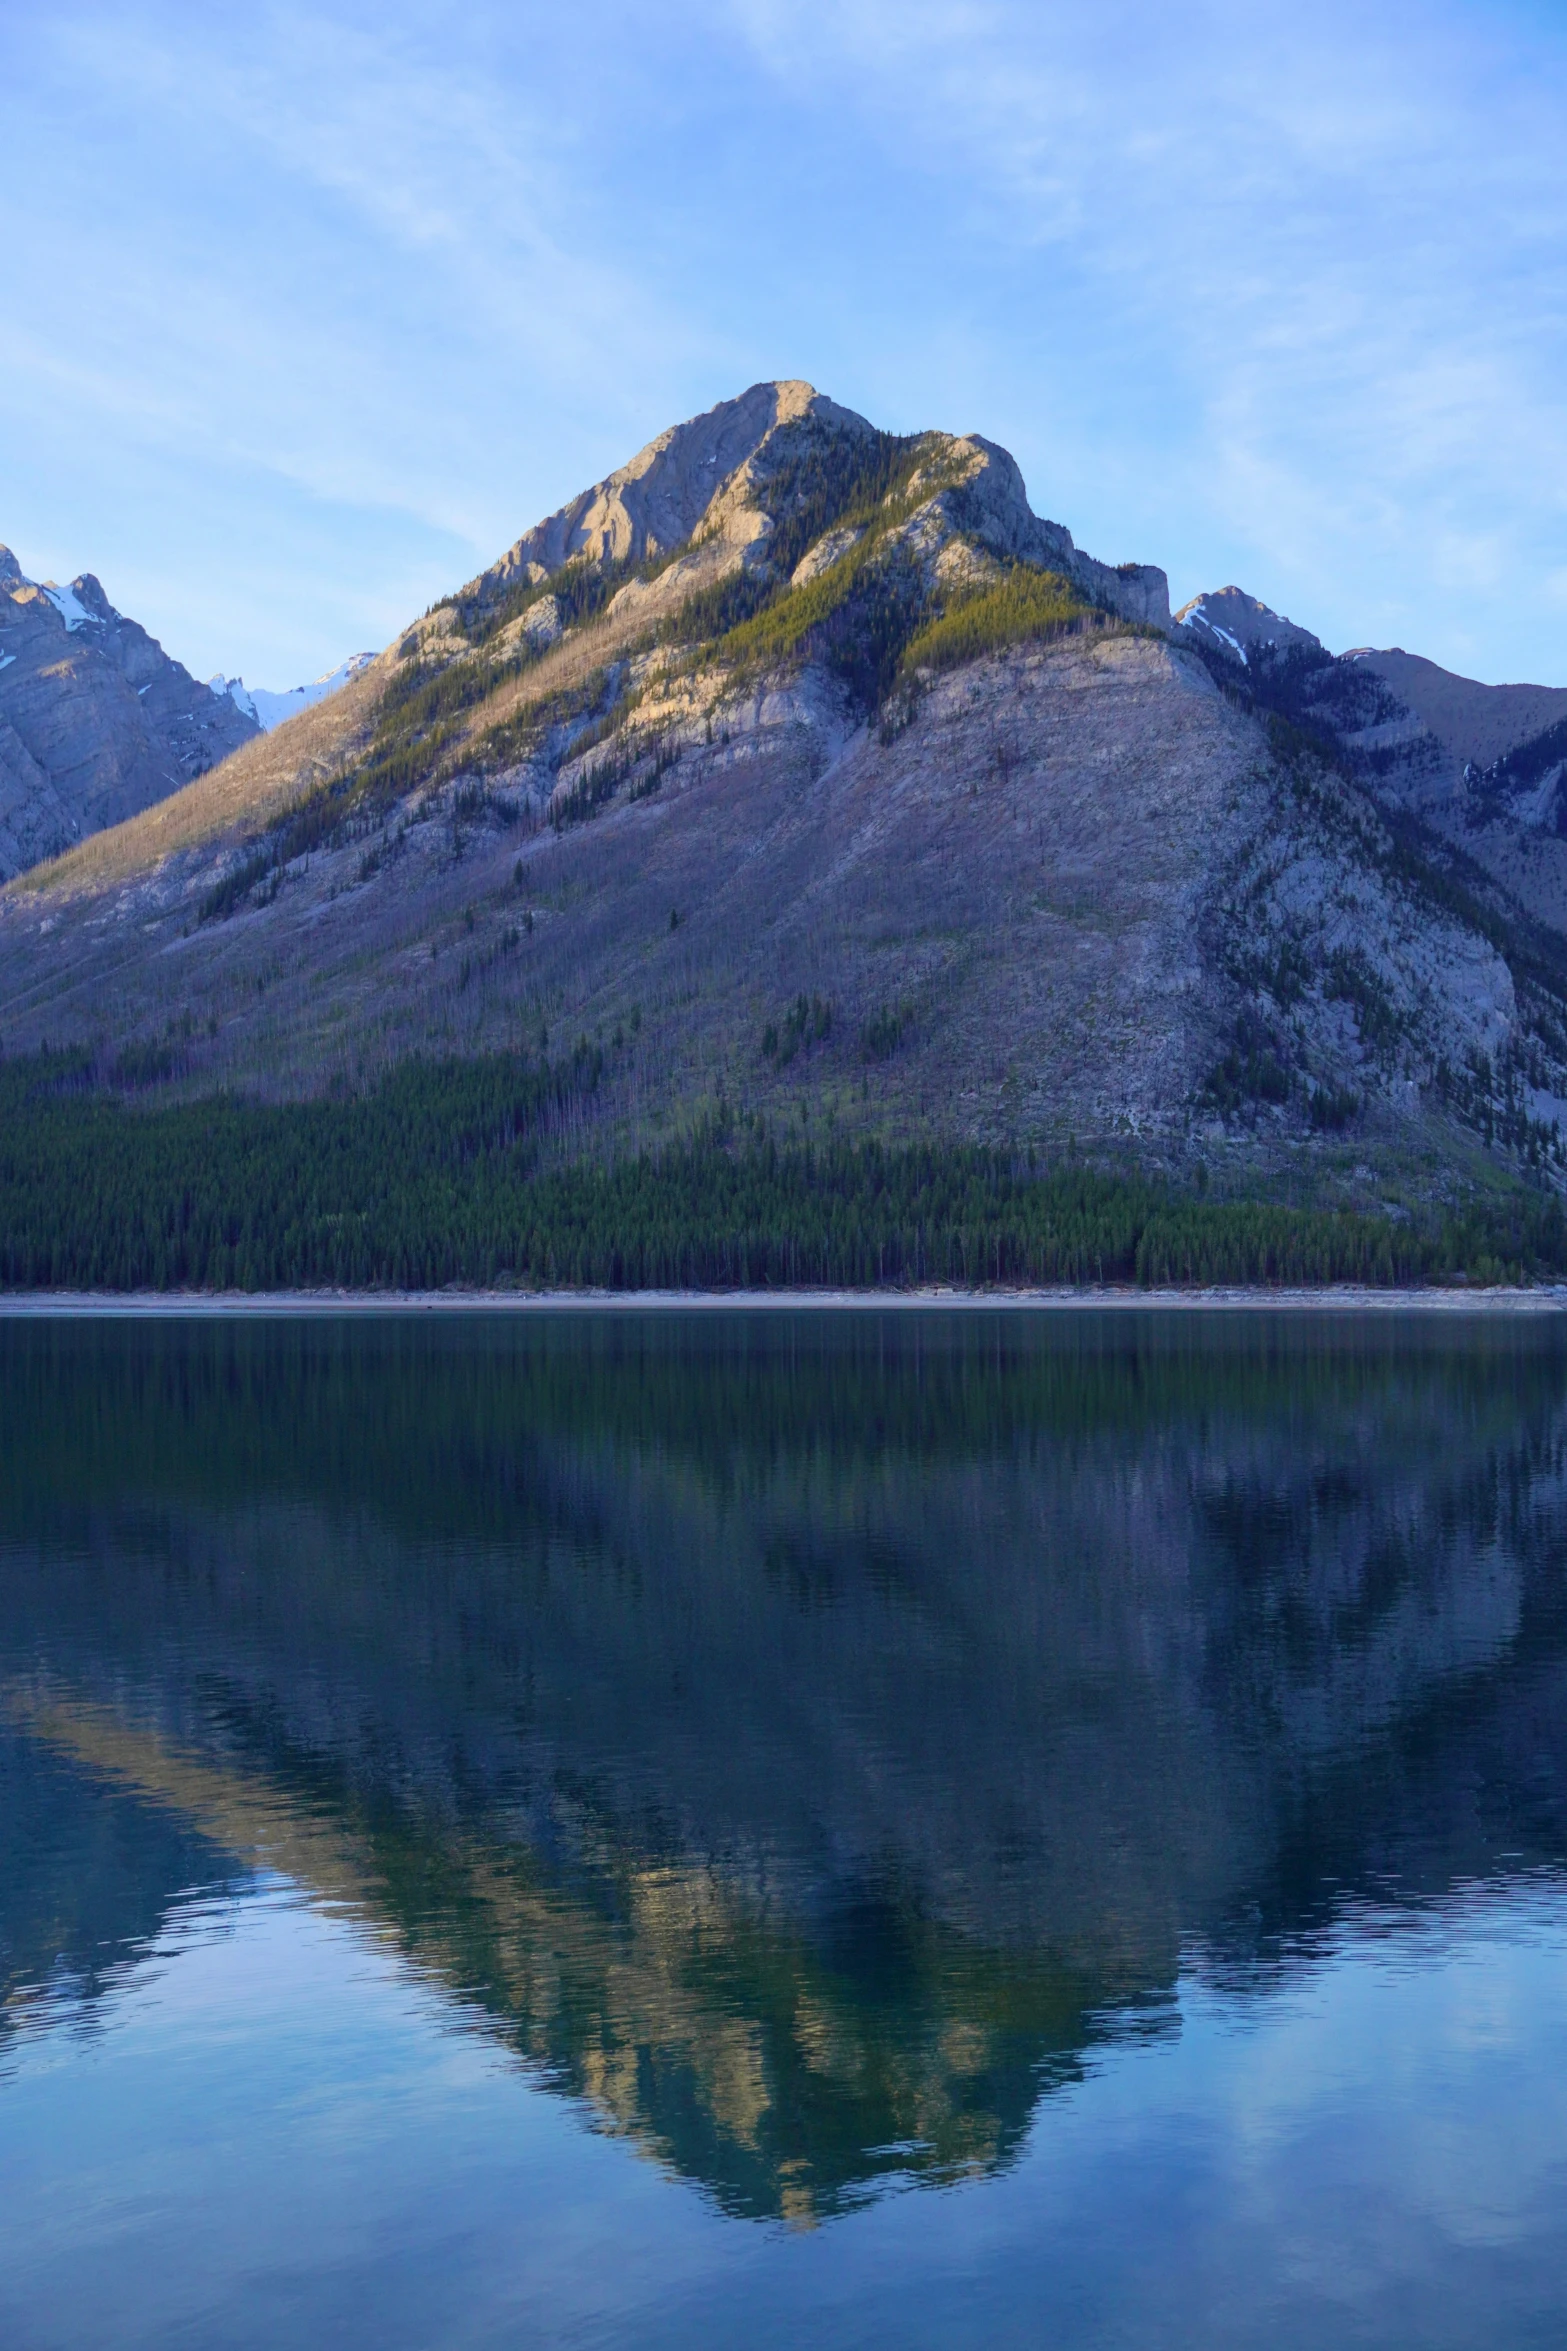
1, 1283, 1565, 1316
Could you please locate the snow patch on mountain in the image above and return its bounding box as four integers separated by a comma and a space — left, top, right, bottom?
1, 547, 258, 880
43, 582, 104, 631
210, 652, 376, 732
1175, 588, 1323, 662
213, 677, 259, 723
1198, 617, 1248, 664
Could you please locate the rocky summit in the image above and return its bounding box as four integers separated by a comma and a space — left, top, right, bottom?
0, 547, 259, 882
3, 379, 1566, 1203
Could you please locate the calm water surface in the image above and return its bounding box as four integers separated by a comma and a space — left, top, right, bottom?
3, 1309, 1567, 2347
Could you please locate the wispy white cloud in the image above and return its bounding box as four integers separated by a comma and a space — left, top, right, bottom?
720, 0, 1567, 675
0, 2, 740, 672
1, 0, 1564, 683
7, 6, 724, 526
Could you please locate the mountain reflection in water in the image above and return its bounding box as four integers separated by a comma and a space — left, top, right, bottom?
3, 1310, 1567, 2226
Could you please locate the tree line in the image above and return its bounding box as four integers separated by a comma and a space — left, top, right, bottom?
0, 1048, 1562, 1292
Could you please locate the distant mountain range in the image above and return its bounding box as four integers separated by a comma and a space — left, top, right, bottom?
208, 654, 377, 733
4, 380, 1567, 1202
1173, 584, 1567, 921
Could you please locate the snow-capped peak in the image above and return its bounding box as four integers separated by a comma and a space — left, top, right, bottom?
209, 651, 375, 732
43, 581, 104, 631
1174, 587, 1324, 665
1181, 604, 1249, 664
208, 675, 259, 723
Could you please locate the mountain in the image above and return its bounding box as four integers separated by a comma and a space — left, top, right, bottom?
1173, 586, 1324, 665
2, 380, 1565, 1204
208, 652, 377, 732
0, 546, 259, 883
1175, 586, 1567, 812
1173, 587, 1567, 949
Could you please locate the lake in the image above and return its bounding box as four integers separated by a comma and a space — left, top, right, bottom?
3, 1307, 1567, 2348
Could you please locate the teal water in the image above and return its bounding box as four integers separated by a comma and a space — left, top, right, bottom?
3, 1309, 1567, 2347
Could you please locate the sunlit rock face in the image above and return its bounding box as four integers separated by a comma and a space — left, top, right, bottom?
4, 1314, 1567, 2221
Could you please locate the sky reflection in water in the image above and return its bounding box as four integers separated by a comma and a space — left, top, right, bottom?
3, 1309, 1567, 2347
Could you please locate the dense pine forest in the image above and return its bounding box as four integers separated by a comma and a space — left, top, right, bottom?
1, 1047, 1564, 1292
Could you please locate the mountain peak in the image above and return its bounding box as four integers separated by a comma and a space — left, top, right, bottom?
1174, 586, 1322, 665
0, 546, 120, 626
0, 550, 258, 879
474, 381, 875, 595
456, 382, 1170, 640
5, 386, 1565, 1199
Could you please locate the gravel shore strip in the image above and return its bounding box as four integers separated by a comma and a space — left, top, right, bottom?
2, 1286, 1566, 1316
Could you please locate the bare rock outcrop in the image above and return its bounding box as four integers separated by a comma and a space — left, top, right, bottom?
473, 382, 870, 591
0, 547, 259, 881
465, 383, 1169, 630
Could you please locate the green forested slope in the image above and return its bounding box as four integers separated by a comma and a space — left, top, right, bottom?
1, 1050, 1561, 1290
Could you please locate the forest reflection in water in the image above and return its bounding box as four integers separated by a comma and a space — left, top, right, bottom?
3, 1307, 1567, 2238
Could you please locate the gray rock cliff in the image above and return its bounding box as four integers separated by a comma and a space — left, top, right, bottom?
462, 382, 1169, 631
0, 547, 260, 882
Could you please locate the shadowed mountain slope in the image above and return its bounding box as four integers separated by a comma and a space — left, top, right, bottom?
0, 547, 259, 881
1174, 588, 1567, 938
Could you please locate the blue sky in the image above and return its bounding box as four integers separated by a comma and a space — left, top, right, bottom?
2, 0, 1564, 689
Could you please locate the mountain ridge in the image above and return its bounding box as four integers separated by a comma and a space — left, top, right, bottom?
3, 381, 1566, 1210
209, 653, 378, 733
1171, 584, 1567, 943
0, 545, 259, 883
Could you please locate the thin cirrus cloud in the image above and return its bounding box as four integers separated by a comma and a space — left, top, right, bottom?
0, 4, 732, 681
0, 0, 1563, 687
726, 0, 1567, 678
